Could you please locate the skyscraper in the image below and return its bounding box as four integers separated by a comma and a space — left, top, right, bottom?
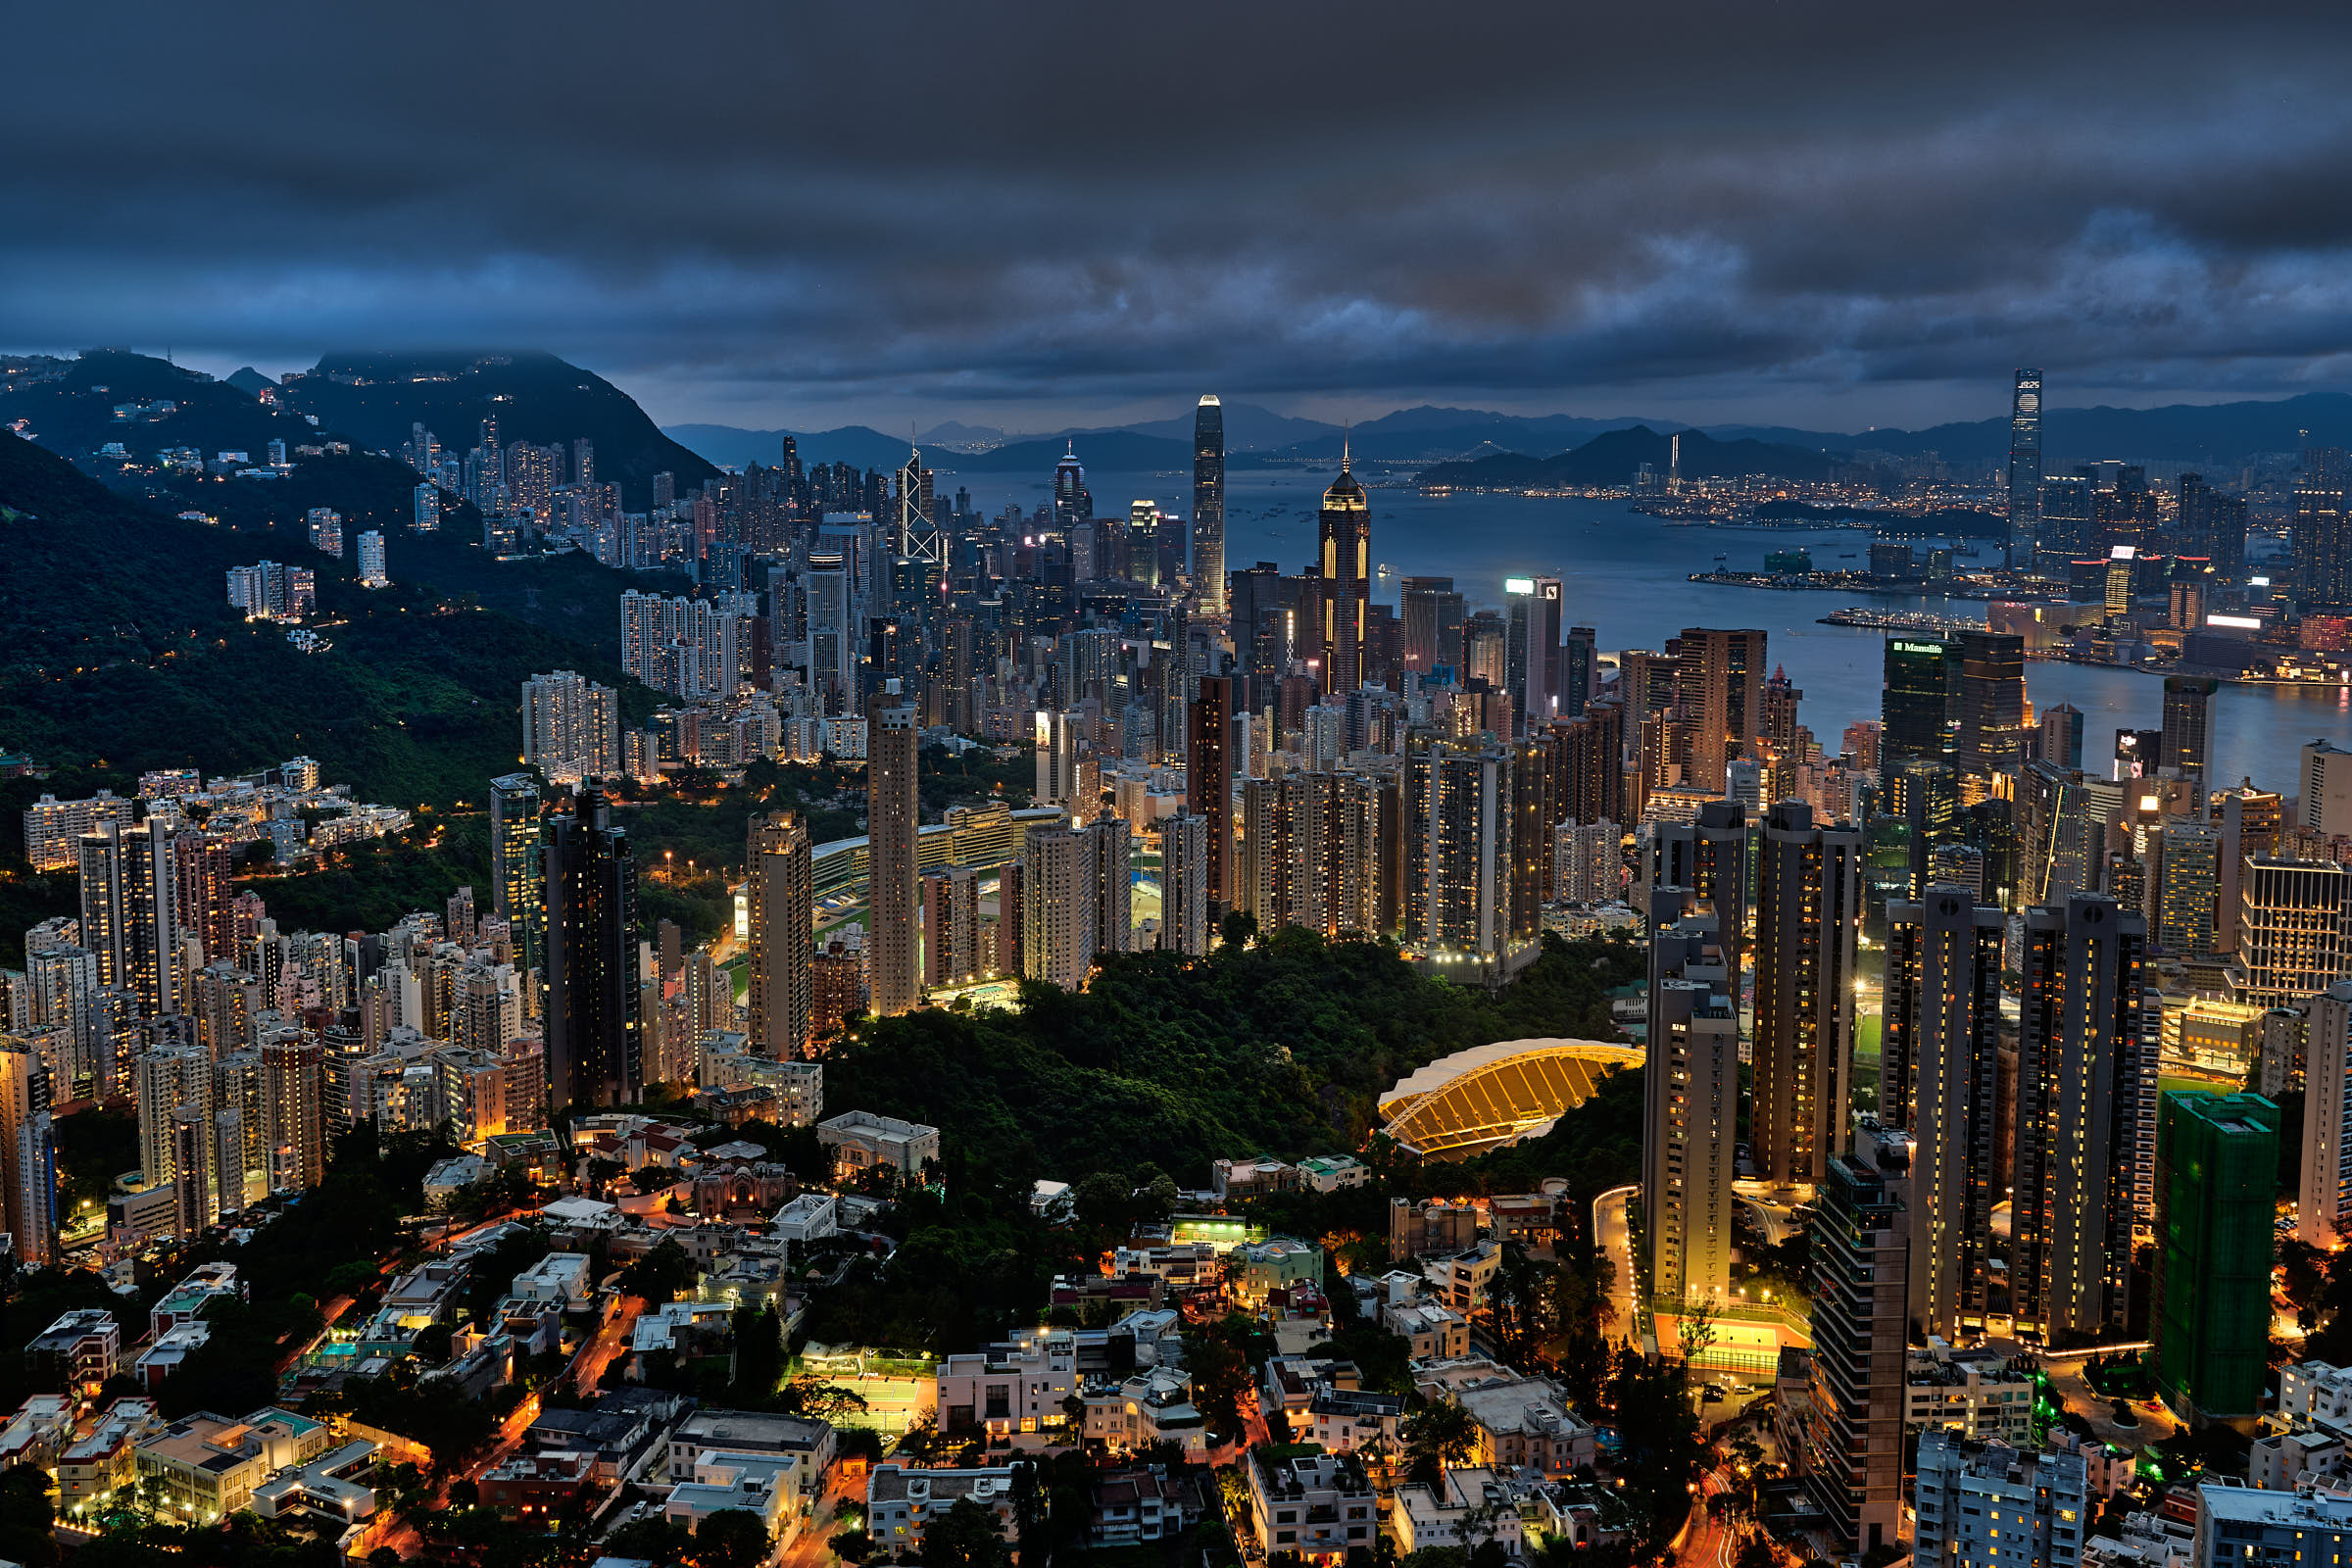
2159, 676, 2220, 791
1186, 674, 1235, 916
895, 443, 941, 570
77, 818, 177, 1017
1023, 825, 1098, 990
747, 810, 814, 1058
2008, 368, 2043, 567
867, 700, 921, 1017
490, 773, 543, 978
542, 786, 641, 1110
2152, 821, 2220, 955
2302, 739, 2352, 839
921, 864, 984, 988
2013, 893, 2153, 1344
1400, 576, 1466, 676
1159, 808, 1212, 956
1504, 576, 1563, 724
1642, 889, 1739, 1308
1090, 809, 1134, 958
1885, 887, 2004, 1339
1882, 637, 1959, 766
2237, 858, 2349, 1008
259, 1028, 325, 1194
2039, 703, 2084, 771
520, 670, 620, 785
0, 1047, 57, 1267
1317, 447, 1370, 696
1674, 628, 1766, 794
1799, 1144, 1911, 1552
2300, 981, 2352, 1248
1193, 396, 1225, 617
1752, 801, 1862, 1188
2150, 1090, 2278, 1421
1954, 630, 2027, 777
1645, 799, 1750, 980
1404, 742, 1511, 964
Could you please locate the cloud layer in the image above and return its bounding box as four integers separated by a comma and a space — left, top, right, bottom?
11, 1, 2352, 429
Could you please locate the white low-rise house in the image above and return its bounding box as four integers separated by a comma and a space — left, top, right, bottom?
0, 1396, 75, 1470
512, 1252, 595, 1310
1383, 1296, 1472, 1361
772, 1193, 839, 1250
1913, 1432, 2089, 1568
1309, 1386, 1406, 1457
816, 1111, 940, 1175
937, 1327, 1078, 1436
135, 1321, 212, 1392
1905, 1347, 2036, 1442
665, 1450, 797, 1545
2249, 1427, 2344, 1492
423, 1154, 491, 1202
1395, 1467, 1529, 1560
868, 1464, 1021, 1554
1297, 1154, 1369, 1193
2278, 1359, 2352, 1425
1211, 1155, 1297, 1200
1414, 1357, 1595, 1475
251, 1438, 378, 1525
1246, 1447, 1379, 1562
1080, 1368, 1209, 1461
631, 1302, 735, 1358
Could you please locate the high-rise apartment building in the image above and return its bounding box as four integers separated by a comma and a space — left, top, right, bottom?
357, 530, 387, 587
1186, 675, 1235, 915
1023, 825, 1098, 991
1799, 1146, 1911, 1552
1159, 808, 1212, 956
259, 1028, 325, 1194
2013, 894, 2153, 1344
866, 701, 921, 1017
2150, 1090, 2278, 1421
1642, 890, 1738, 1309
1884, 887, 2004, 1339
1193, 397, 1225, 616
22, 790, 133, 874
747, 811, 813, 1058
2008, 369, 2044, 567
2301, 981, 2352, 1248
2152, 821, 2220, 955
1317, 451, 1370, 696
1752, 802, 1861, 1188
2159, 676, 2220, 791
1404, 742, 1510, 964
1674, 628, 1766, 794
78, 818, 178, 1017
542, 787, 640, 1110
1644, 799, 1749, 979
920, 864, 984, 989
0, 1048, 56, 1266
489, 772, 542, 978
1089, 810, 1134, 959
2305, 739, 2352, 839
1912, 1433, 2086, 1568
520, 670, 619, 785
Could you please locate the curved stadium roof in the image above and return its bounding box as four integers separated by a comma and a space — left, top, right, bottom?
1379, 1038, 1644, 1158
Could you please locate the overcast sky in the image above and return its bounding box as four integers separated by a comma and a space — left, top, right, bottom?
11, 2, 2352, 434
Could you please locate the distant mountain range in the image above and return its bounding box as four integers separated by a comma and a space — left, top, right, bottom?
1415, 425, 1838, 489
667, 390, 2352, 478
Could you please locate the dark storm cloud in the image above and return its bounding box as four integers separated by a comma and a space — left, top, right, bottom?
10, 1, 2352, 425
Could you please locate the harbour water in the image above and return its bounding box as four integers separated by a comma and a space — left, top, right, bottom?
943, 462, 2352, 796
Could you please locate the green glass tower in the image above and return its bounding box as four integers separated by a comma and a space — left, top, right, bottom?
2151, 1090, 2278, 1420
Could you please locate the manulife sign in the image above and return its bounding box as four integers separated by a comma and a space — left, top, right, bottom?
1892, 640, 1947, 654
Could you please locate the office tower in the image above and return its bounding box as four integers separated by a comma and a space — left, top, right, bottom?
2157, 676, 2220, 790
542, 786, 641, 1110
2293, 454, 2352, 606
1882, 637, 1959, 765
2007, 369, 2044, 567
520, 670, 620, 785
2013, 894, 2152, 1344
2019, 761, 2122, 906
1054, 444, 1094, 575
2305, 740, 2352, 839
804, 551, 855, 706
1186, 675, 1235, 914
1955, 630, 2027, 776
2039, 703, 2083, 771
489, 773, 543, 978
1912, 1433, 2087, 1568
1193, 397, 1225, 615
1400, 576, 1466, 677
1798, 1147, 1910, 1552
78, 819, 178, 1017
356, 530, 387, 587
1646, 799, 1750, 979
2238, 858, 2350, 1008
895, 443, 942, 569
1674, 628, 1766, 794
1560, 626, 1596, 719
2149, 1090, 2278, 1420
1885, 887, 2004, 1338
1317, 447, 1370, 696
259, 1029, 325, 1194
2301, 982, 2352, 1247
867, 700, 920, 1017
1642, 890, 1738, 1308
921, 865, 983, 989
2218, 787, 2284, 955
1504, 576, 1563, 723
1404, 742, 1510, 963
1024, 826, 1098, 990
747, 811, 814, 1058
1159, 808, 1211, 956
0, 1048, 55, 1266
2176, 471, 2249, 582
1752, 802, 1862, 1188
2152, 822, 2219, 955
